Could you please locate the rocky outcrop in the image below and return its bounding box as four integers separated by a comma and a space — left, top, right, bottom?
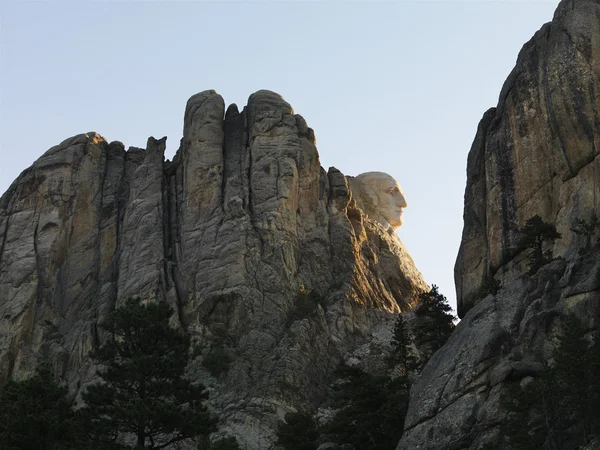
0, 90, 426, 448
400, 0, 600, 448
399, 255, 600, 450
455, 0, 600, 318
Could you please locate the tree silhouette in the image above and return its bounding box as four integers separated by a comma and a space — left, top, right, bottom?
390, 315, 417, 385
413, 285, 456, 359
500, 315, 600, 449
571, 214, 599, 253
0, 364, 78, 450
276, 411, 319, 450
322, 365, 408, 450
80, 298, 217, 449
517, 215, 561, 274
552, 315, 598, 444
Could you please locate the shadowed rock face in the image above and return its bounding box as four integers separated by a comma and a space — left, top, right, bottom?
0, 89, 426, 448
455, 0, 600, 318
399, 1, 600, 449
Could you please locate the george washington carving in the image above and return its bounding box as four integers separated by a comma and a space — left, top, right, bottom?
347, 171, 408, 231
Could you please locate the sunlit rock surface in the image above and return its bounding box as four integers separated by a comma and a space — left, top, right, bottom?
0, 89, 426, 448
347, 171, 408, 232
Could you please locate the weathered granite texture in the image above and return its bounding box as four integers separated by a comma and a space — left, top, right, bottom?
399, 255, 600, 450
0, 89, 426, 448
455, 0, 600, 318
400, 0, 600, 448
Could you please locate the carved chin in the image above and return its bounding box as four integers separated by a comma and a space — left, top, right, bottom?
389, 212, 405, 228
389, 218, 403, 229
381, 215, 402, 229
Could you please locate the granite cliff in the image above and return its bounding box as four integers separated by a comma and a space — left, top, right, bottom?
455, 0, 600, 317
399, 0, 600, 448
0, 90, 426, 448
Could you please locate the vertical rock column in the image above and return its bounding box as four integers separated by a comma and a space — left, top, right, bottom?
175, 91, 230, 316
116, 137, 170, 306
0, 133, 118, 381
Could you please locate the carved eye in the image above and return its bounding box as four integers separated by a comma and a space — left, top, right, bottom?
387, 187, 400, 195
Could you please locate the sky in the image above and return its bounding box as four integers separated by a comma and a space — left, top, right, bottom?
0, 0, 560, 314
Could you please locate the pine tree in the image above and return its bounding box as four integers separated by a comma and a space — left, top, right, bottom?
517, 215, 561, 274
571, 214, 599, 252
500, 375, 563, 450
208, 437, 241, 450
500, 314, 600, 449
590, 331, 600, 434
275, 411, 319, 450
79, 298, 217, 449
553, 314, 596, 444
0, 364, 78, 450
197, 436, 242, 450
390, 315, 417, 386
323, 365, 408, 450
477, 275, 501, 298
413, 285, 455, 358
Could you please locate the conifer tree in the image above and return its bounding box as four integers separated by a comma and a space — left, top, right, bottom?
322, 365, 408, 450
207, 437, 241, 450
0, 364, 78, 450
197, 436, 242, 450
501, 375, 563, 450
275, 411, 319, 450
413, 285, 455, 357
390, 315, 417, 385
500, 314, 600, 449
80, 298, 217, 449
590, 331, 600, 432
553, 314, 597, 444
517, 215, 561, 274
571, 214, 599, 251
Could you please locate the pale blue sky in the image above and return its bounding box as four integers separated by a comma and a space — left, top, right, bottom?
0, 0, 560, 313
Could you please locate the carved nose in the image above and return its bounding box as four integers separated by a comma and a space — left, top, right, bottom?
399, 196, 407, 208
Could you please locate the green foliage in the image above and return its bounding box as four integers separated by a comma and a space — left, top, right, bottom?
80, 298, 217, 449
571, 214, 600, 253
500, 314, 600, 449
209, 436, 241, 450
197, 435, 241, 450
390, 286, 454, 379
478, 276, 501, 298
389, 315, 417, 383
552, 315, 599, 443
517, 215, 561, 274
413, 285, 456, 357
0, 364, 79, 450
501, 375, 563, 450
202, 346, 231, 377
590, 331, 600, 434
276, 411, 320, 450
288, 286, 325, 326
322, 365, 409, 450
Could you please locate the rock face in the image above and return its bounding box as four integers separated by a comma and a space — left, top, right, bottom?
0, 90, 426, 448
455, 0, 600, 318
399, 256, 600, 450
400, 0, 600, 448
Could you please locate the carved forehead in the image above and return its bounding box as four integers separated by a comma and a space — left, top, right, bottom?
355, 171, 401, 189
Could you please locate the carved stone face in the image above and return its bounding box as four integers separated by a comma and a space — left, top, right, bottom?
347, 172, 408, 230
375, 174, 408, 228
